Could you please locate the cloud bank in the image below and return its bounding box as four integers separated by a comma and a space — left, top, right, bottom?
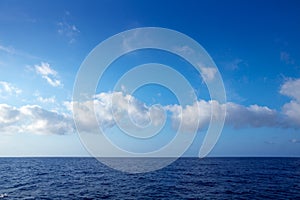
67, 78, 300, 134
1, 78, 299, 135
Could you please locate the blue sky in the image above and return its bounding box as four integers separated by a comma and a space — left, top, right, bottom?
0, 0, 300, 157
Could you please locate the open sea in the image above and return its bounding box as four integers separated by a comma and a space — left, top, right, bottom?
0, 157, 299, 199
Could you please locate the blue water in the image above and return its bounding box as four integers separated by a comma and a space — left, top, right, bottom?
0, 157, 299, 199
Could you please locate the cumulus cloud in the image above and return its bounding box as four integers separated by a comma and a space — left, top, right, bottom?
2, 78, 300, 136
0, 81, 22, 98
280, 78, 300, 101
0, 104, 73, 135
66, 92, 285, 135
280, 78, 300, 127
165, 78, 300, 131
66, 92, 165, 133
225, 103, 279, 128
166, 100, 280, 132
67, 77, 300, 134
34, 62, 62, 87
166, 100, 212, 132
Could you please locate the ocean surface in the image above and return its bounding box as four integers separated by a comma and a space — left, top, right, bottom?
0, 157, 299, 199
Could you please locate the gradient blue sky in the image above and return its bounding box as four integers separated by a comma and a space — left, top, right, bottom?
0, 0, 300, 157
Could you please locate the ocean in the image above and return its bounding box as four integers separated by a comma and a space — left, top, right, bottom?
0, 157, 299, 199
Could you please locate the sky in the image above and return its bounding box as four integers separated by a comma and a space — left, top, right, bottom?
0, 0, 300, 157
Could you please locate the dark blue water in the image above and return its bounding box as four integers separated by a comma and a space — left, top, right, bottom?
0, 157, 299, 199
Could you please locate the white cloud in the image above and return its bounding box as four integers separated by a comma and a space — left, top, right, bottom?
0, 81, 22, 98
2, 78, 300, 136
34, 62, 62, 87
37, 96, 56, 104
0, 44, 15, 54
0, 43, 40, 59
167, 100, 279, 132
166, 100, 212, 132
35, 62, 57, 76
57, 11, 80, 44
225, 103, 278, 128
198, 65, 217, 82
173, 45, 194, 55
280, 78, 300, 127
0, 104, 73, 135
66, 92, 165, 133
43, 76, 61, 87
67, 81, 300, 135
280, 78, 300, 101
67, 92, 285, 134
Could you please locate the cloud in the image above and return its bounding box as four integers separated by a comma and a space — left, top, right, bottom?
57, 11, 80, 44
0, 81, 22, 98
173, 45, 194, 55
280, 51, 295, 65
280, 78, 300, 101
2, 78, 300, 136
66, 92, 283, 135
280, 78, 300, 127
264, 140, 276, 144
225, 103, 279, 128
199, 66, 217, 82
34, 62, 62, 87
67, 77, 300, 134
166, 100, 280, 132
66, 92, 165, 133
37, 96, 56, 104
224, 58, 244, 70
166, 100, 212, 132
290, 139, 300, 143
0, 104, 73, 135
0, 44, 15, 54
0, 43, 40, 59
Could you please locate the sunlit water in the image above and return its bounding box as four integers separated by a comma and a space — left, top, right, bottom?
0, 157, 299, 199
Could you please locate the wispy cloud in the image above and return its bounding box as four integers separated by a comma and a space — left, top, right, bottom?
0, 45, 15, 54
199, 66, 217, 82
280, 51, 295, 65
37, 96, 56, 104
0, 43, 40, 60
173, 45, 194, 55
57, 11, 80, 44
34, 62, 62, 87
290, 139, 300, 143
224, 58, 244, 71
0, 81, 22, 98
